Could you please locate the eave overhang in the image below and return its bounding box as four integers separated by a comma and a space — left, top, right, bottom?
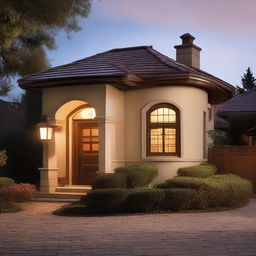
18, 71, 234, 104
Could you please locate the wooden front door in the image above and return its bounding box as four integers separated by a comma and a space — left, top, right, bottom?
73, 120, 99, 185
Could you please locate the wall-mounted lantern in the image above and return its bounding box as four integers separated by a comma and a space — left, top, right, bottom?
37, 115, 57, 141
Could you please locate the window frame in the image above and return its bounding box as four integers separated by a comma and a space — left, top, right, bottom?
146, 103, 180, 157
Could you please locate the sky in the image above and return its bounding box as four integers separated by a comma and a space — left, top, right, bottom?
5, 0, 256, 100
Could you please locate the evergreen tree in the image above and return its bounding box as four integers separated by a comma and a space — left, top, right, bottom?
241, 67, 256, 91
0, 0, 91, 96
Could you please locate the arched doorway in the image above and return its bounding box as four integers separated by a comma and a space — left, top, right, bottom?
55, 100, 99, 186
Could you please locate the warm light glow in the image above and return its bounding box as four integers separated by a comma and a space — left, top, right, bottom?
40, 127, 53, 141
81, 108, 96, 119
150, 107, 176, 123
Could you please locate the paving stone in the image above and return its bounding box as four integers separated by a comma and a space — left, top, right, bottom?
0, 199, 256, 255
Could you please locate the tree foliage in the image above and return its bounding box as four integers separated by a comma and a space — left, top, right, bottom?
0, 0, 91, 96
236, 67, 256, 94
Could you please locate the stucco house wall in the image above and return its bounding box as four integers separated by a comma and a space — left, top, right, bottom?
18, 33, 233, 193
124, 85, 210, 183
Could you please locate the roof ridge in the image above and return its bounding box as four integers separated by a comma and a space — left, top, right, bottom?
109, 45, 151, 52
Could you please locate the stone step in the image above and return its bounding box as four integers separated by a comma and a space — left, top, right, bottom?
55, 186, 91, 194
33, 192, 85, 202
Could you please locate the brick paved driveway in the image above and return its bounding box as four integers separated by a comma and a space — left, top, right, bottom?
0, 199, 256, 256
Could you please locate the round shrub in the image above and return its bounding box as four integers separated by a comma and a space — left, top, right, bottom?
125, 188, 165, 212
91, 173, 127, 190
163, 188, 203, 211
0, 186, 14, 208
177, 163, 217, 178
116, 163, 159, 188
10, 183, 36, 202
0, 177, 14, 188
206, 174, 253, 207
157, 176, 207, 190
158, 174, 252, 209
84, 188, 129, 213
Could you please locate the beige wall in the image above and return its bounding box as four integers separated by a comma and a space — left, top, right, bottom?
42, 84, 107, 184
41, 83, 213, 188
124, 86, 209, 183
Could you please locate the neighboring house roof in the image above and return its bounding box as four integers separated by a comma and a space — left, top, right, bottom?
18, 46, 234, 104
0, 100, 25, 137
218, 90, 256, 114
214, 115, 230, 130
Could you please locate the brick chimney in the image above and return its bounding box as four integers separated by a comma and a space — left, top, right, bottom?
174, 33, 201, 69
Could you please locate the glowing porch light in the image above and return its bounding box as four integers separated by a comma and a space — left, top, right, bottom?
37, 115, 57, 141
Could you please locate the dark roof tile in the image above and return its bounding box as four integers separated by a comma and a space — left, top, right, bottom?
218, 90, 256, 113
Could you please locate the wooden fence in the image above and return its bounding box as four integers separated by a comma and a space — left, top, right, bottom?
208, 146, 256, 190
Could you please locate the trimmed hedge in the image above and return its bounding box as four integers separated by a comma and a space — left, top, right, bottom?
84, 188, 129, 213
163, 188, 202, 211
158, 174, 252, 210
91, 173, 126, 190
206, 174, 253, 207
177, 163, 217, 178
157, 176, 207, 190
0, 177, 14, 188
90, 163, 159, 190
115, 163, 159, 188
82, 162, 252, 214
125, 188, 165, 212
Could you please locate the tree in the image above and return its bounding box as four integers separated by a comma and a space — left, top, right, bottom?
0, 0, 91, 96
236, 67, 256, 94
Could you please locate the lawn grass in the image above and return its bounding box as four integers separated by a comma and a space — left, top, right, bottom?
53, 200, 250, 217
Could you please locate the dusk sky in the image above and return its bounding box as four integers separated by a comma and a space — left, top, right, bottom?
6, 0, 256, 100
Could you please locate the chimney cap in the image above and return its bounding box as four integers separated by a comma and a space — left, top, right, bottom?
180, 33, 195, 45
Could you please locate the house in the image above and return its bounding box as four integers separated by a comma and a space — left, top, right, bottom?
18, 34, 234, 193
217, 90, 256, 145
0, 100, 25, 137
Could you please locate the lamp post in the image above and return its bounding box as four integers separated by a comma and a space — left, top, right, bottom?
37, 115, 57, 141
37, 115, 59, 193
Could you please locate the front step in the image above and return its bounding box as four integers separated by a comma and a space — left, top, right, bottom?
32, 186, 91, 202
55, 185, 91, 194
33, 192, 84, 202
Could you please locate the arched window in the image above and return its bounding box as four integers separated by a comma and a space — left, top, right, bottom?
146, 103, 180, 156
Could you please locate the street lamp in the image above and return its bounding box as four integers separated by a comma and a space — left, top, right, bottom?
37, 115, 57, 141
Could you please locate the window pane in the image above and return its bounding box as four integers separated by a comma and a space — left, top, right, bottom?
83, 129, 90, 136
150, 128, 163, 153
83, 143, 90, 152
92, 144, 99, 151
150, 107, 176, 123
164, 128, 176, 153
92, 128, 99, 136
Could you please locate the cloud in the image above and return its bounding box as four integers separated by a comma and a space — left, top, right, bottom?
94, 0, 256, 35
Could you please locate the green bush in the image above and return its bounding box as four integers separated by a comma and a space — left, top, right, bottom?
91, 173, 127, 190
163, 188, 202, 211
115, 163, 159, 188
157, 176, 207, 190
125, 188, 165, 212
0, 177, 14, 188
177, 163, 217, 178
158, 174, 252, 209
83, 188, 129, 213
206, 174, 253, 207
